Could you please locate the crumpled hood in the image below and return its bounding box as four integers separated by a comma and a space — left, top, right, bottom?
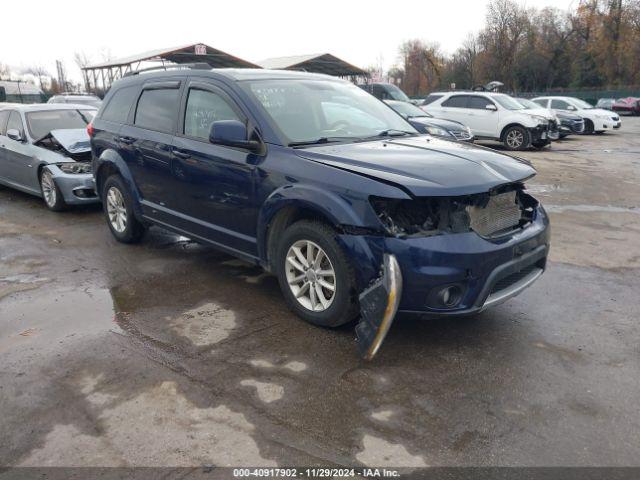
297, 136, 536, 196
525, 108, 556, 121
36, 129, 91, 154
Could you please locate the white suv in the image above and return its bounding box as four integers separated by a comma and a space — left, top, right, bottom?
422, 92, 552, 151
532, 96, 621, 134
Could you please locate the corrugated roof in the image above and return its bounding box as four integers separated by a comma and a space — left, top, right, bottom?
258, 53, 366, 77
84, 43, 259, 70
0, 81, 43, 95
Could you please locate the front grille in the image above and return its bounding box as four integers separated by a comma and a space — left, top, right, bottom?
451, 131, 472, 140
466, 191, 522, 237
489, 264, 539, 296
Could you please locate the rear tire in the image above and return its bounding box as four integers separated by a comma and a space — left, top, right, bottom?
40, 167, 67, 212
102, 175, 145, 243
276, 220, 358, 327
503, 126, 530, 151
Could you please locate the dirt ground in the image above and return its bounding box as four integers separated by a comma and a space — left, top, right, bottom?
1, 119, 639, 469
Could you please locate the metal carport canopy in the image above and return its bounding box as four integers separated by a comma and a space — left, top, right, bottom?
257, 53, 366, 77
84, 43, 260, 69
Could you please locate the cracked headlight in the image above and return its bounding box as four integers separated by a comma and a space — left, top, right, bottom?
425, 126, 452, 137
57, 163, 92, 174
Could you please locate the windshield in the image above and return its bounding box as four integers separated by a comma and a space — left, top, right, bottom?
493, 95, 526, 110
385, 84, 411, 102
244, 79, 416, 145
569, 98, 594, 109
516, 98, 541, 110
26, 109, 95, 140
388, 101, 430, 118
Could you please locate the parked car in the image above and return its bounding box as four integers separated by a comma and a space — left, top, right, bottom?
612, 97, 640, 116
0, 104, 98, 210
532, 96, 621, 134
90, 67, 549, 359
513, 98, 560, 140
554, 111, 585, 138
384, 100, 474, 142
423, 91, 552, 150
48, 93, 102, 108
358, 82, 412, 103
596, 98, 615, 110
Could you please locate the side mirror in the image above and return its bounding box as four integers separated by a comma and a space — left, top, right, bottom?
567, 105, 576, 111
209, 120, 261, 153
6, 129, 24, 142
485, 104, 497, 111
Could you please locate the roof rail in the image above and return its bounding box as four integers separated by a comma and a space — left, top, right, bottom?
123, 63, 211, 78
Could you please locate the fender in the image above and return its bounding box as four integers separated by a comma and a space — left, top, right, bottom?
95, 149, 144, 219
256, 183, 380, 262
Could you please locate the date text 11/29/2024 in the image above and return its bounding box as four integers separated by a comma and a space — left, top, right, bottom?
232, 468, 401, 477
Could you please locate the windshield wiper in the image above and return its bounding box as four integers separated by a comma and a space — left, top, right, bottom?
357, 129, 415, 142
288, 136, 356, 147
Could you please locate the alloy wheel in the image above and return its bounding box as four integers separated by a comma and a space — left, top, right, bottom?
106, 187, 127, 233
506, 129, 524, 149
285, 240, 336, 312
40, 170, 57, 207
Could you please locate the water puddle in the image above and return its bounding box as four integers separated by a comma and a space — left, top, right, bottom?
0, 286, 115, 349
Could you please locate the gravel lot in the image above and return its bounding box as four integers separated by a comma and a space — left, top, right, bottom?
1, 119, 639, 468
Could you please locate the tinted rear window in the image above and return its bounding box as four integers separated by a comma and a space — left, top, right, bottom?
442, 95, 468, 108
134, 88, 179, 133
101, 86, 138, 123
421, 94, 444, 106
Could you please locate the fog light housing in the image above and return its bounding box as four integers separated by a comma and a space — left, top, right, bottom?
427, 283, 465, 309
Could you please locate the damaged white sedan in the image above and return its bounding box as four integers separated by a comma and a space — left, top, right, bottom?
0, 104, 99, 211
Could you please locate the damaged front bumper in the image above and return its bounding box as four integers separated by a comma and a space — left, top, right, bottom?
356, 254, 402, 360
528, 124, 551, 144
47, 165, 99, 205
346, 205, 550, 359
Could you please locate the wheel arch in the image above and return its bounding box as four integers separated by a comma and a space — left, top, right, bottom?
94, 149, 144, 218
500, 123, 528, 141
258, 185, 377, 272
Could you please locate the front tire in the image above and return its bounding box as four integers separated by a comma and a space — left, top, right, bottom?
583, 119, 594, 134
40, 167, 67, 211
503, 126, 530, 151
102, 175, 145, 243
276, 220, 358, 327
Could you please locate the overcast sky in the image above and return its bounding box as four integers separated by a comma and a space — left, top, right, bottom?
3, 0, 577, 83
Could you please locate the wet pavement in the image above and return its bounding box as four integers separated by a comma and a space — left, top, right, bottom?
1, 119, 639, 468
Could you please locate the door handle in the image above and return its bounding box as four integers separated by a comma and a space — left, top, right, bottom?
117, 136, 135, 144
173, 150, 191, 159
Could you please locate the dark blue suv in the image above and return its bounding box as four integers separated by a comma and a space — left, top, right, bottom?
89, 66, 549, 359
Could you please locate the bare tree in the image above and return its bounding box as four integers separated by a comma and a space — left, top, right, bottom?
0, 62, 10, 80
23, 65, 50, 90
399, 40, 443, 95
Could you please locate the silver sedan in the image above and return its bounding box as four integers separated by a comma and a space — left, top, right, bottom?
0, 103, 99, 211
